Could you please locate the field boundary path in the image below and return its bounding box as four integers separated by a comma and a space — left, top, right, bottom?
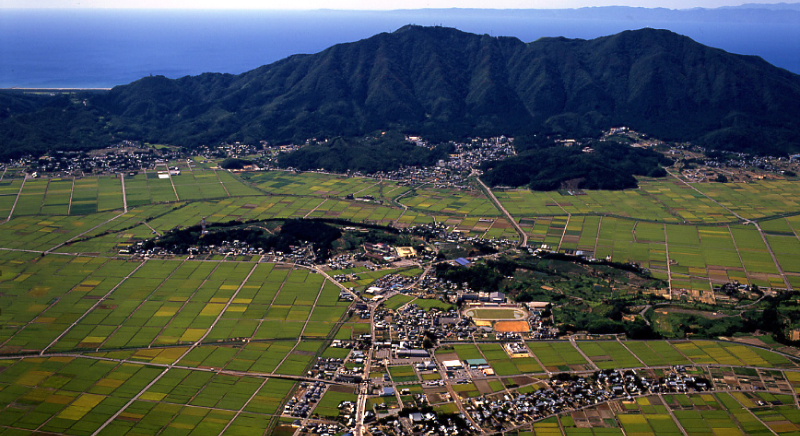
67, 178, 75, 215
89, 262, 261, 436
163, 165, 180, 201
46, 211, 127, 254
667, 170, 792, 290
659, 393, 691, 436
474, 172, 528, 248
663, 224, 673, 292
41, 260, 148, 355
391, 181, 432, 225
304, 198, 328, 218
569, 336, 599, 370
214, 170, 232, 196
752, 220, 792, 290
119, 172, 128, 213
6, 175, 25, 221
216, 378, 269, 436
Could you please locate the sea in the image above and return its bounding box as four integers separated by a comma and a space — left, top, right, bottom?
1, 7, 799, 89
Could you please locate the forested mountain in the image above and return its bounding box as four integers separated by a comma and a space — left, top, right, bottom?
2, 25, 800, 159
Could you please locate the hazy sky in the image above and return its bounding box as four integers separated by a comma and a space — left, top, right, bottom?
0, 0, 788, 9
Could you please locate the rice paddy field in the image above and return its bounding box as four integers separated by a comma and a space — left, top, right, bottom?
494, 178, 800, 224
2, 170, 261, 219
398, 186, 501, 217
4, 169, 800, 435
0, 354, 296, 436
0, 257, 350, 354
2, 246, 800, 436
7, 171, 795, 291
0, 253, 351, 435
505, 390, 800, 436
502, 178, 800, 291
243, 171, 407, 202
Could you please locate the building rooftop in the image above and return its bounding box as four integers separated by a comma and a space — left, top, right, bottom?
454, 257, 471, 266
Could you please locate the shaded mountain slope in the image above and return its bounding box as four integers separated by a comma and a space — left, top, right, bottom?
2, 25, 800, 158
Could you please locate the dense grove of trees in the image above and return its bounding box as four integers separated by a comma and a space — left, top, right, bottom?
481, 137, 673, 190
220, 158, 253, 169
278, 133, 453, 173
144, 219, 342, 259
434, 263, 505, 292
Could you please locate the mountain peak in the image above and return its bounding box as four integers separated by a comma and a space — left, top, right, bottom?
1, 27, 800, 158
394, 24, 461, 33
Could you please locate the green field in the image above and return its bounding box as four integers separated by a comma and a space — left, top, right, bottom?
383, 294, 415, 311
4, 168, 800, 435
6, 172, 796, 292
464, 308, 527, 320
492, 178, 800, 291
388, 365, 418, 382
399, 186, 501, 217
2, 171, 262, 219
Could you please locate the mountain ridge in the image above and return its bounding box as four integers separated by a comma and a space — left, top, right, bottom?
2, 25, 800, 158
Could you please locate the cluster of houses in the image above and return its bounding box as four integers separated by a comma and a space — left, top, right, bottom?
404, 225, 517, 250
666, 143, 799, 182
333, 272, 365, 283
17, 141, 185, 177
465, 367, 709, 431
377, 165, 470, 190
326, 253, 360, 270
308, 357, 347, 381
334, 350, 367, 383
127, 237, 320, 264
294, 421, 343, 436
382, 304, 474, 343
406, 412, 471, 435
441, 136, 516, 172
527, 303, 558, 340
363, 243, 418, 263
458, 291, 506, 304
247, 133, 499, 190
331, 400, 365, 429
284, 381, 329, 418
363, 273, 419, 298
363, 410, 471, 436
191, 141, 270, 162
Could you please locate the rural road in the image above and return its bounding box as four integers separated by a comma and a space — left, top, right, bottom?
473, 171, 528, 248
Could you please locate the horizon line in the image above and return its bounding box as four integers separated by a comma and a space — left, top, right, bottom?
2, 3, 799, 11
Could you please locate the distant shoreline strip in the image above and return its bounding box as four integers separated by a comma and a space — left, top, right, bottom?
1, 88, 112, 91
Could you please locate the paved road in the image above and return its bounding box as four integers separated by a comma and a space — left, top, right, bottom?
354, 300, 378, 436
473, 172, 528, 248
120, 172, 128, 213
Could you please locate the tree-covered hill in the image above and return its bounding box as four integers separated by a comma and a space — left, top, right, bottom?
2, 26, 800, 159
277, 133, 453, 173
480, 137, 673, 191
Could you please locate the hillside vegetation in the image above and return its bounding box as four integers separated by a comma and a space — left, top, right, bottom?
2, 26, 800, 159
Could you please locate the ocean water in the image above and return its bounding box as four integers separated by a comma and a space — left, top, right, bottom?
1, 8, 798, 88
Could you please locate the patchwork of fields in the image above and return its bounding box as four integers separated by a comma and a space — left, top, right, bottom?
2, 250, 800, 435
0, 169, 262, 219
3, 168, 800, 435
511, 389, 800, 436
0, 251, 353, 435
5, 170, 795, 293
503, 178, 800, 292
